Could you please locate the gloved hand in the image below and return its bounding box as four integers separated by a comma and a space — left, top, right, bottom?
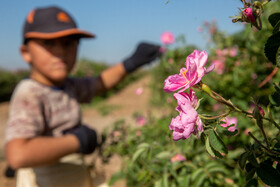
123, 42, 161, 73
63, 125, 97, 154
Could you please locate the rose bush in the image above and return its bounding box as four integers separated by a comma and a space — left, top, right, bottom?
99, 0, 280, 186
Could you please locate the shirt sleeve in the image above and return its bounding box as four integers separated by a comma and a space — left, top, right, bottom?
5, 83, 45, 143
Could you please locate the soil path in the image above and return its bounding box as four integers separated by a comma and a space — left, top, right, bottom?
0, 75, 164, 187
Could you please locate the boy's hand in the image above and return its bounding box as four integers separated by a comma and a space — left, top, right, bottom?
63, 125, 97, 154
123, 42, 162, 73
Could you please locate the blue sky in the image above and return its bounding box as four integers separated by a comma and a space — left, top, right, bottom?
0, 0, 244, 70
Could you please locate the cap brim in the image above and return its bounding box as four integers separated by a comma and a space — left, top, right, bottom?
24, 28, 95, 39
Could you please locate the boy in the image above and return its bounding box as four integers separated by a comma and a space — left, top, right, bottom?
4, 5, 161, 187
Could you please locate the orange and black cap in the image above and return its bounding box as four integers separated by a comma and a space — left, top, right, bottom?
22, 6, 95, 44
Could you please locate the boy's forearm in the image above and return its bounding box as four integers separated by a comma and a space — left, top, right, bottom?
99, 63, 127, 90
5, 135, 79, 169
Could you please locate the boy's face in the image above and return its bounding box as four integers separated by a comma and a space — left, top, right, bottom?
20, 36, 79, 86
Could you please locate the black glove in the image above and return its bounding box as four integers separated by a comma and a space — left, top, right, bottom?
64, 125, 97, 154
123, 42, 161, 73
4, 166, 16, 178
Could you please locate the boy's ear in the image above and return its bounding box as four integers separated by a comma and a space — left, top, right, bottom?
20, 45, 31, 64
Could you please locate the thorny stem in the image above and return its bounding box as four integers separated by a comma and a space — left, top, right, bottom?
260, 124, 270, 148
201, 84, 280, 130
199, 110, 233, 120
248, 132, 279, 155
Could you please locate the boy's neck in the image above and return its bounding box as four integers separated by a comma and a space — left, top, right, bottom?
30, 73, 65, 87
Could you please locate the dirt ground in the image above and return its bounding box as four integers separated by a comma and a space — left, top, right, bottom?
0, 75, 167, 187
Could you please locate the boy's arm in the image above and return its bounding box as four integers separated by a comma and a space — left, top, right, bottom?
94, 42, 161, 94
94, 63, 126, 94
5, 135, 79, 169
6, 124, 97, 169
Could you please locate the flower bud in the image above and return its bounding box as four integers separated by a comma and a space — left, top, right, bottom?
201, 84, 212, 95
258, 106, 265, 117
243, 8, 255, 23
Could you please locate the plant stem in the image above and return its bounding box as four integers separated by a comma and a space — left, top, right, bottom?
259, 124, 270, 149
248, 132, 278, 155
199, 111, 233, 120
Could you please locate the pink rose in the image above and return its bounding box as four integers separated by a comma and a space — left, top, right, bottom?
221, 117, 238, 132
161, 31, 175, 45
136, 87, 143, 95
229, 47, 238, 57
113, 130, 121, 137
169, 90, 203, 140
171, 154, 186, 162
136, 116, 147, 127
212, 59, 225, 75
164, 50, 213, 93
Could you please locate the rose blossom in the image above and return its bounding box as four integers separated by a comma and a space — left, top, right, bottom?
212, 59, 225, 75
164, 50, 214, 93
171, 154, 186, 162
136, 130, 142, 136
135, 87, 143, 95
136, 116, 147, 126
229, 47, 238, 57
221, 117, 238, 132
169, 90, 203, 140
160, 31, 175, 45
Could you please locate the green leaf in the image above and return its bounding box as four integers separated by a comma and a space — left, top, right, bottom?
163, 171, 169, 187
208, 130, 228, 154
154, 179, 162, 187
200, 132, 207, 145
191, 168, 204, 181
205, 136, 215, 157
277, 162, 280, 172
264, 32, 280, 65
273, 82, 280, 92
246, 163, 257, 181
177, 175, 190, 186
245, 178, 258, 187
247, 152, 259, 168
206, 162, 226, 174
155, 151, 172, 160
246, 167, 256, 181
276, 46, 280, 67
154, 172, 169, 187
273, 20, 280, 34
256, 162, 280, 186
269, 91, 280, 106
239, 151, 250, 170
108, 171, 125, 186
205, 136, 224, 158
268, 13, 280, 28
269, 82, 280, 106
194, 172, 207, 187
132, 148, 146, 162
137, 142, 150, 149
